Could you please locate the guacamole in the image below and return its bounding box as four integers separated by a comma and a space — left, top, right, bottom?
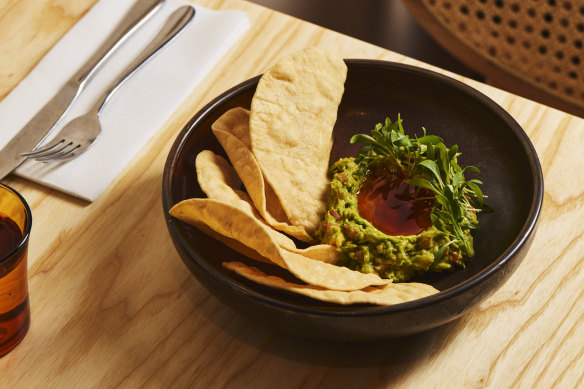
316, 117, 484, 283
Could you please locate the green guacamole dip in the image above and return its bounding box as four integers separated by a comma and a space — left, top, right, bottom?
315, 117, 484, 283
316, 158, 475, 282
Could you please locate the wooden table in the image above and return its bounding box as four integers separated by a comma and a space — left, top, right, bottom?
1, 0, 583, 387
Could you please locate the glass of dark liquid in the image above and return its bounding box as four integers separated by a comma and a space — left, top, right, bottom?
0, 183, 31, 357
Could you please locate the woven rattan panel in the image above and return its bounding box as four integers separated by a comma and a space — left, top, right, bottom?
422, 0, 584, 107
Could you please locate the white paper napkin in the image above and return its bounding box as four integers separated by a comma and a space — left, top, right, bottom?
0, 0, 249, 201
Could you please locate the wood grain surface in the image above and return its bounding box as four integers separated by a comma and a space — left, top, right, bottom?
0, 0, 583, 388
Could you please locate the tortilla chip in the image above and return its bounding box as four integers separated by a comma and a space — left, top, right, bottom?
210, 106, 252, 148
224, 261, 439, 305
187, 221, 272, 264
290, 244, 338, 264
170, 198, 388, 291
196, 150, 244, 201
212, 108, 288, 224
249, 47, 347, 233
195, 150, 296, 251
194, 150, 338, 264
212, 108, 312, 242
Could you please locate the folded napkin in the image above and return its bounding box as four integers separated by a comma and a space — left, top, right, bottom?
0, 0, 249, 201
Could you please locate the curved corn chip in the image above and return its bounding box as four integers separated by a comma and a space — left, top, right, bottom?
212, 108, 312, 242
224, 261, 439, 306
249, 47, 347, 233
170, 198, 388, 291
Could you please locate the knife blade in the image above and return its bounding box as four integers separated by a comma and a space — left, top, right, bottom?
0, 0, 166, 180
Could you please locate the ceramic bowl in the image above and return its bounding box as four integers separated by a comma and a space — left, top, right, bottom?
162, 60, 543, 341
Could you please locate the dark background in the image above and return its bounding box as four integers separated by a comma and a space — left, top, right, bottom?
248, 0, 483, 81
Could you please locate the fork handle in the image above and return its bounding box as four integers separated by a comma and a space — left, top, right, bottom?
94, 5, 196, 115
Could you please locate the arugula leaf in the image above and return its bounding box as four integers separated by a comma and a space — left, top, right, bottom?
350, 116, 490, 259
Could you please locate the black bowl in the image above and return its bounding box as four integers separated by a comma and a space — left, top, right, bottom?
162, 60, 543, 341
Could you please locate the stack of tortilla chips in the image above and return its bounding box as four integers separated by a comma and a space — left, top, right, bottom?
170, 47, 438, 305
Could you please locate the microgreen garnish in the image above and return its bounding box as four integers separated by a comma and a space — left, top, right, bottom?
350, 115, 490, 259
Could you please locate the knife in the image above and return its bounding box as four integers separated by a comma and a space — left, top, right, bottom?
0, 0, 166, 180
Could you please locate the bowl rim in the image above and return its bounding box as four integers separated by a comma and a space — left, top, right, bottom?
162, 59, 544, 317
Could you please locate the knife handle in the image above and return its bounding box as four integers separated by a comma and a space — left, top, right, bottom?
96, 5, 195, 114
73, 0, 166, 88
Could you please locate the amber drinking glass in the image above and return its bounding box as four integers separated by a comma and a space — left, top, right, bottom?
0, 184, 31, 357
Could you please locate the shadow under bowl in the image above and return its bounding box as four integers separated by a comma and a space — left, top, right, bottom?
162, 60, 543, 341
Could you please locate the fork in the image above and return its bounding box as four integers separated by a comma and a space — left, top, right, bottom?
23, 5, 195, 162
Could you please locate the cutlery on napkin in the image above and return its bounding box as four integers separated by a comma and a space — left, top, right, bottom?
0, 0, 166, 181
0, 0, 249, 201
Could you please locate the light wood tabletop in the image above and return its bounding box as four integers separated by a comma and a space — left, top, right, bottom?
1, 0, 583, 387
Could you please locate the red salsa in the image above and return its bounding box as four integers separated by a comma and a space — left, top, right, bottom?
357, 167, 434, 236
